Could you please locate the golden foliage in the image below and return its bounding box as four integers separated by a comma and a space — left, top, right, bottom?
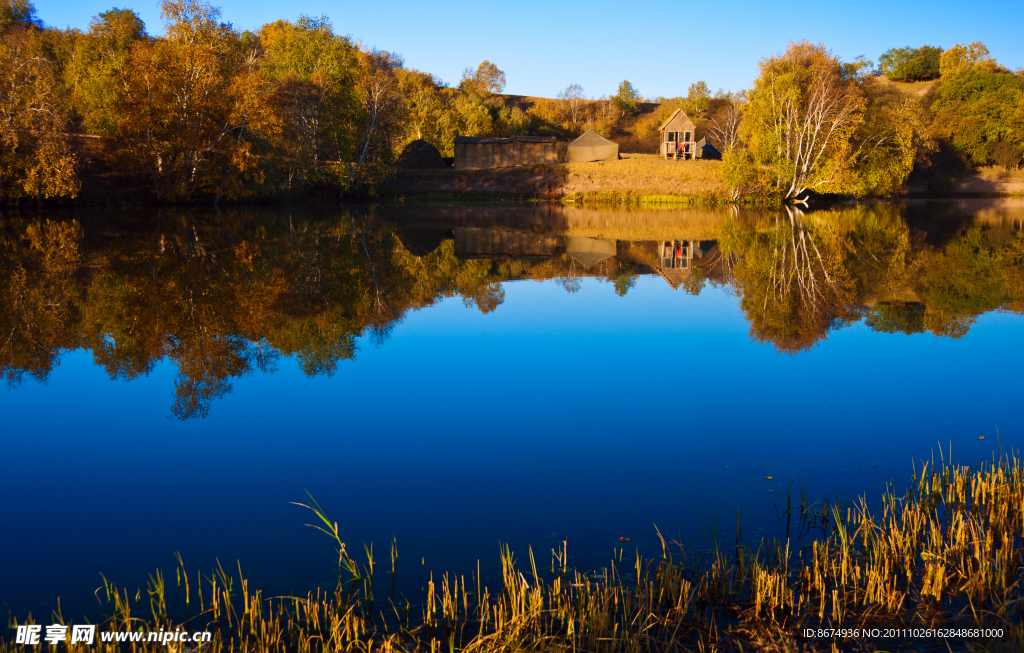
0, 26, 79, 200
114, 0, 272, 200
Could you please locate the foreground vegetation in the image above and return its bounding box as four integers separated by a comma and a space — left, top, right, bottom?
3, 452, 1024, 652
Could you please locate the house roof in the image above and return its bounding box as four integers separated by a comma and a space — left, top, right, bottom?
658, 266, 691, 290
658, 108, 695, 132
454, 135, 557, 144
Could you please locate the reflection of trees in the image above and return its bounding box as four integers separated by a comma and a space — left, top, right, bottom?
723, 205, 1023, 349
0, 218, 83, 385
2, 206, 1021, 415
0, 210, 524, 417
865, 303, 926, 335
722, 208, 860, 353
609, 263, 638, 297
919, 227, 1024, 337
557, 258, 582, 294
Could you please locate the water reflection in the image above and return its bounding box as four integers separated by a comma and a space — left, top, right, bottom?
2, 200, 1022, 417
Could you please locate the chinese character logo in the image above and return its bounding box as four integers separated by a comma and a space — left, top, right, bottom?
15, 625, 42, 645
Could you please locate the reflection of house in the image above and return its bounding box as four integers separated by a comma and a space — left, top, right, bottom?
454, 228, 559, 259
657, 240, 712, 288
659, 109, 696, 160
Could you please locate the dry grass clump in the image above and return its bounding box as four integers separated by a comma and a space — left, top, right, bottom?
4, 454, 1024, 653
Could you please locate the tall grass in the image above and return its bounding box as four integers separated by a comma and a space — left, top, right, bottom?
4, 453, 1024, 652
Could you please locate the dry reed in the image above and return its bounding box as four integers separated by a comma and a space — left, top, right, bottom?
4, 453, 1024, 652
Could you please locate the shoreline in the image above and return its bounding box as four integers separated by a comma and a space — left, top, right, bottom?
385, 160, 1024, 206
4, 162, 1022, 209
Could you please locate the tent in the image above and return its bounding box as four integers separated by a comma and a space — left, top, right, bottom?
694, 138, 721, 160
565, 237, 616, 268
566, 129, 619, 163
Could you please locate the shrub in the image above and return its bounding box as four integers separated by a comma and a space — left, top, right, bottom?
988, 141, 1023, 170
878, 46, 942, 82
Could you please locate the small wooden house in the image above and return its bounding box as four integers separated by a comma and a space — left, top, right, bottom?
453, 135, 558, 170
658, 109, 696, 160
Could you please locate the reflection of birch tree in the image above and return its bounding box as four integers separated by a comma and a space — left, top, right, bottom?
351, 214, 404, 346
558, 257, 581, 294
724, 207, 858, 352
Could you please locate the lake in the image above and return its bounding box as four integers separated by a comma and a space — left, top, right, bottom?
1, 199, 1022, 621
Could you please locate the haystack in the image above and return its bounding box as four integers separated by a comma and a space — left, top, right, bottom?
396, 139, 444, 169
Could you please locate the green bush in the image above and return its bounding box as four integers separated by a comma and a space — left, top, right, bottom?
988, 141, 1023, 170
878, 46, 943, 82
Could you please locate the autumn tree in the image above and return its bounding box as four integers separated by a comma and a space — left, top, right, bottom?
557, 83, 585, 126
686, 80, 710, 113
612, 80, 639, 117
0, 7, 79, 201
939, 42, 996, 78
261, 15, 357, 194
0, 0, 41, 31
734, 41, 918, 200
459, 60, 505, 95
116, 0, 272, 200
350, 48, 405, 192
395, 69, 504, 152
877, 46, 942, 82
706, 91, 745, 152
398, 68, 446, 142
930, 47, 1024, 166
847, 74, 923, 196
71, 8, 147, 135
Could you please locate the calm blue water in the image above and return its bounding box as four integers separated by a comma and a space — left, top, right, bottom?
1, 203, 1022, 621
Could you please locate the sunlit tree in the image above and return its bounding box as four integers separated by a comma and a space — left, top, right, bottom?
736, 41, 918, 200
0, 13, 79, 200
261, 15, 357, 194
116, 0, 272, 200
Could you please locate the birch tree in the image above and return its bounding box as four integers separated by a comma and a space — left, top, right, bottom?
740, 41, 867, 200
261, 16, 357, 194
349, 48, 404, 192
707, 91, 745, 152
0, 24, 78, 200
557, 83, 584, 125
738, 41, 918, 200
117, 0, 272, 200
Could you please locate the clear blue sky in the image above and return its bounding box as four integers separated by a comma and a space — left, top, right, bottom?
36, 0, 1024, 99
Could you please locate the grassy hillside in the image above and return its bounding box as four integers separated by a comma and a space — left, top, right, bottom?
388, 154, 728, 202
496, 95, 677, 154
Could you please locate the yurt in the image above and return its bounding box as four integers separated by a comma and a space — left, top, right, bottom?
566, 129, 619, 163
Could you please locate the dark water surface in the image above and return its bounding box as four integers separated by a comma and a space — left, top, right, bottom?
2, 200, 1022, 620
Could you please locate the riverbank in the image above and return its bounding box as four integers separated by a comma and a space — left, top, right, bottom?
4, 454, 1022, 653
386, 157, 1024, 205
385, 154, 731, 204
